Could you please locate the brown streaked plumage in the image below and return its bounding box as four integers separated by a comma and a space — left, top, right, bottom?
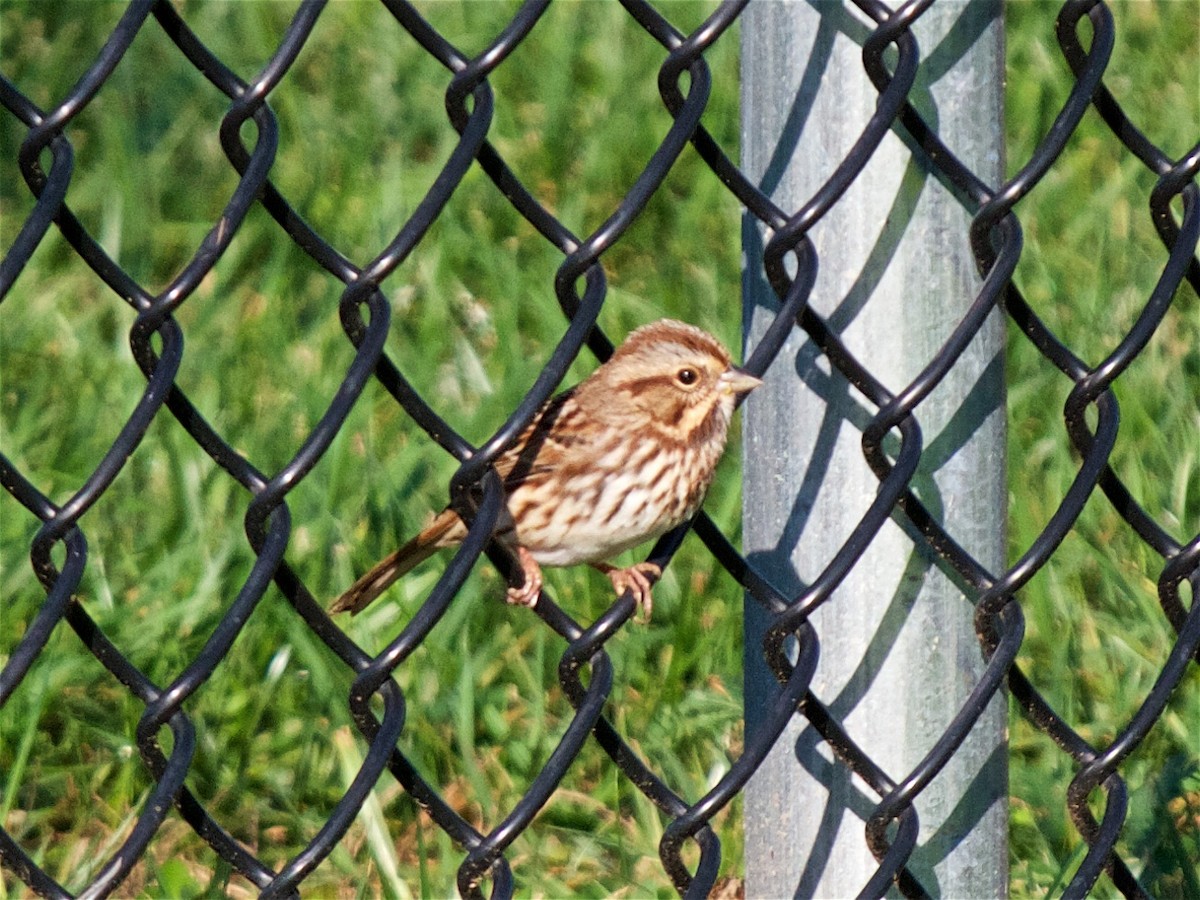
330, 319, 761, 622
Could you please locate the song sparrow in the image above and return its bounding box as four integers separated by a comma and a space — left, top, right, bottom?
330, 318, 761, 621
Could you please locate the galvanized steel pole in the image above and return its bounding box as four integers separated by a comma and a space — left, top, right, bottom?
741, 1, 1007, 896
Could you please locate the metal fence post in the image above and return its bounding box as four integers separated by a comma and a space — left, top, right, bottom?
741, 1, 1007, 896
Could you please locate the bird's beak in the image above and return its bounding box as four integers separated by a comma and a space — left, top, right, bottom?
720, 367, 763, 397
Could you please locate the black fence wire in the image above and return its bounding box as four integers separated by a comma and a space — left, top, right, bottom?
1, 0, 1197, 897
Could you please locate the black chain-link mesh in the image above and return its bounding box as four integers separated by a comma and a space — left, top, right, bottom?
2, 0, 1196, 897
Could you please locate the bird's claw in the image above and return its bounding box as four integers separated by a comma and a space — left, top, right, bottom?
600, 562, 662, 624
505, 546, 543, 608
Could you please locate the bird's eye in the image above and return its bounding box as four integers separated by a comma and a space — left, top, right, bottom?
676, 367, 698, 386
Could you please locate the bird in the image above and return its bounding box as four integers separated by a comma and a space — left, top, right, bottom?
330, 318, 761, 622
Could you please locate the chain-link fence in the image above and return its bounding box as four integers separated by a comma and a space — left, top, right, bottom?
2, 0, 1197, 897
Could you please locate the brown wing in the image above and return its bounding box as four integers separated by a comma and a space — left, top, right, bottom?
495, 389, 589, 493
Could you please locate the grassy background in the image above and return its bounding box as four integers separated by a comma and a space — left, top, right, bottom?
1004, 2, 1199, 896
1, 1, 1196, 897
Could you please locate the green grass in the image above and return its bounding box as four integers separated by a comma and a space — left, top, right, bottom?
1, 3, 744, 896
1004, 2, 1200, 897
1, 1, 1197, 897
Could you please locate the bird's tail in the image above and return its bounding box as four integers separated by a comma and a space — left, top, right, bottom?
330, 509, 462, 616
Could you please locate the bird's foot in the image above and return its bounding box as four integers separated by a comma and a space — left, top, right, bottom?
595, 561, 662, 624
505, 546, 543, 608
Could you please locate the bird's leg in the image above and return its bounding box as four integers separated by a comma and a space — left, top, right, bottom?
505, 546, 543, 608
593, 561, 662, 623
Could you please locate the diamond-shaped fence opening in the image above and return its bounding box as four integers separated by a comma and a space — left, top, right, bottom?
1, 1, 1197, 897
